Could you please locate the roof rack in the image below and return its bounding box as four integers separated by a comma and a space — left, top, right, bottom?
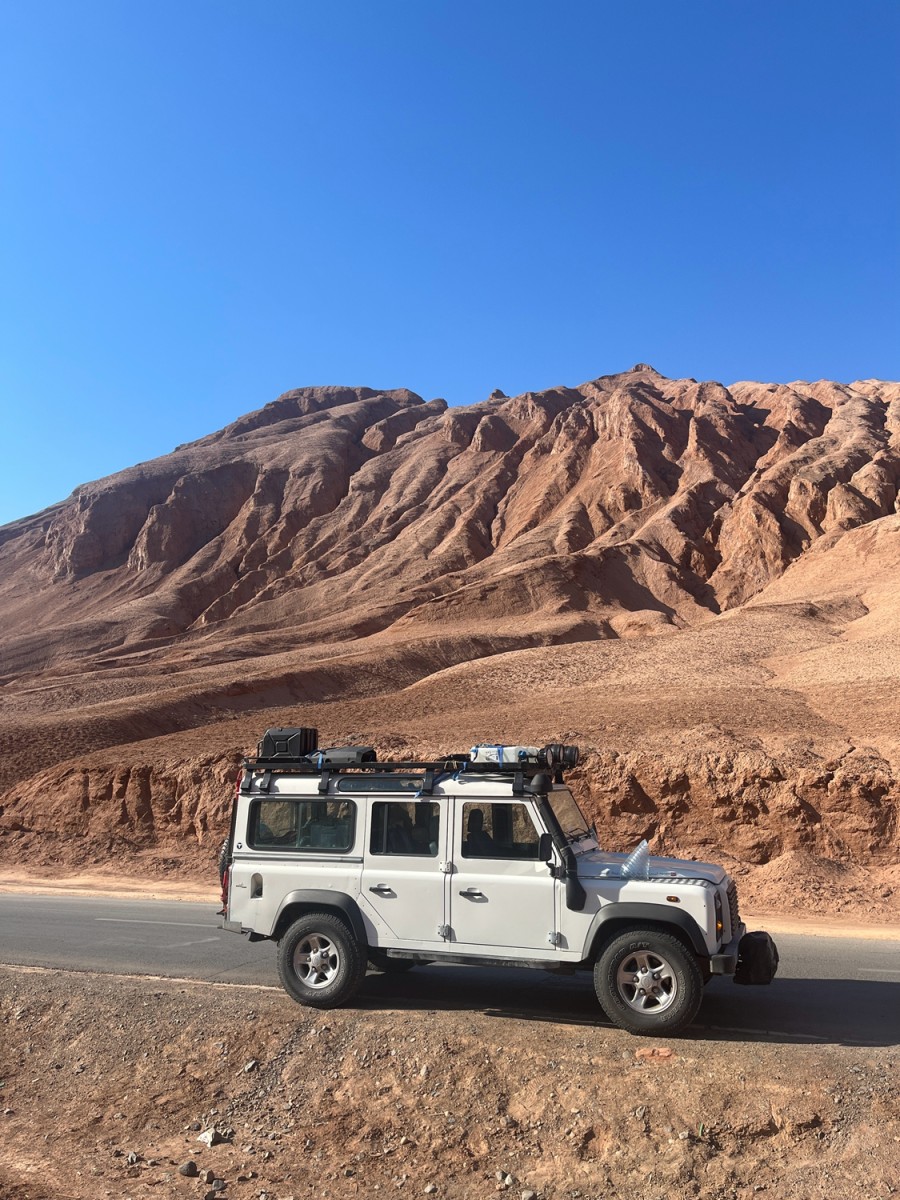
239, 733, 580, 796
240, 757, 575, 799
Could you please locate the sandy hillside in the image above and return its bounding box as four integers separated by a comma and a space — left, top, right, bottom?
0, 366, 898, 918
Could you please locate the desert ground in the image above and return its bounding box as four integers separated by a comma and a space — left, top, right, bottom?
1, 956, 898, 1200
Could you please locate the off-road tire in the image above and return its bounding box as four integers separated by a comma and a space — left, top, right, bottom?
594, 927, 703, 1036
277, 913, 367, 1009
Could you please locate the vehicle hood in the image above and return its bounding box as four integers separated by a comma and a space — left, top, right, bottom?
576, 849, 729, 887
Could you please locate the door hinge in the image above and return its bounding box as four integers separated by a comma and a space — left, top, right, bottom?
439, 861, 454, 874
437, 924, 451, 940
547, 930, 562, 946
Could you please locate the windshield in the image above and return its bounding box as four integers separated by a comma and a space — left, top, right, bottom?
548, 787, 596, 848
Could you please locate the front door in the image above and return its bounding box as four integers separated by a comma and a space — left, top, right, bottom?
448, 798, 558, 954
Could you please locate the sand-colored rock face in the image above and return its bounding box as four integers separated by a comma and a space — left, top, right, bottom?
0, 367, 898, 917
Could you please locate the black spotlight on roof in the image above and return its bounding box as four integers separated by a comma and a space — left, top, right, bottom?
541, 744, 580, 770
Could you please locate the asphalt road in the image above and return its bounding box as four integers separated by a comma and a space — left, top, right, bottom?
1, 894, 898, 1046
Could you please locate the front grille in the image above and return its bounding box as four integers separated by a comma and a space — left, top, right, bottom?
727, 881, 740, 939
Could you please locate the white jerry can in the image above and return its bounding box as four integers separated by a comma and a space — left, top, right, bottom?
469, 744, 542, 766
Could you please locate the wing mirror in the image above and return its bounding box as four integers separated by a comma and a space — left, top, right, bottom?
538, 832, 554, 863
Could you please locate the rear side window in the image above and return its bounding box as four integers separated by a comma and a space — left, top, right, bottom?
249, 799, 356, 853
370, 801, 440, 857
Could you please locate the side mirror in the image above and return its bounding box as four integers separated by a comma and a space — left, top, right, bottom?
538, 832, 554, 863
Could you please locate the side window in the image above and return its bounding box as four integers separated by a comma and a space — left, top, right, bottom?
370, 802, 440, 857
461, 802, 540, 859
250, 800, 355, 852
337, 776, 423, 793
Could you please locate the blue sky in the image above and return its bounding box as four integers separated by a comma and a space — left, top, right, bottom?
1, 1, 897, 525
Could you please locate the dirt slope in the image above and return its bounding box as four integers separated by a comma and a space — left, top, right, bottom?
0, 366, 898, 917
1, 966, 897, 1200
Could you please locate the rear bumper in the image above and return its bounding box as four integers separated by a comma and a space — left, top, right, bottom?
219, 918, 268, 943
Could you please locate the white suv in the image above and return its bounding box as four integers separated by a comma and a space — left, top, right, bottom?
220, 730, 778, 1036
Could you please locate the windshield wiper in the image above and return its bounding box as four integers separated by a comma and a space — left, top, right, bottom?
564, 827, 593, 843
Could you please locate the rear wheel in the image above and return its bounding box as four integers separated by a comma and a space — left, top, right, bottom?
594, 928, 703, 1036
277, 913, 367, 1009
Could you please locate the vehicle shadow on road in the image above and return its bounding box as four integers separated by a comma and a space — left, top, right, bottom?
692, 976, 900, 1047
358, 967, 900, 1048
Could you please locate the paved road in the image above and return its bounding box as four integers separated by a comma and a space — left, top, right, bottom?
1, 894, 897, 1046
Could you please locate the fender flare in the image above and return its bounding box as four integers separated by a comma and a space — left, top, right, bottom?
582, 902, 709, 961
271, 889, 368, 945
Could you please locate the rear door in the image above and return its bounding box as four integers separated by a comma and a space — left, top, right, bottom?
448, 797, 558, 954
359, 796, 447, 945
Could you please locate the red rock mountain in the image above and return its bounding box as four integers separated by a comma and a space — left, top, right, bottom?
1, 365, 898, 916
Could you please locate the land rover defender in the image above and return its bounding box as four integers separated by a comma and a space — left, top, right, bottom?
220, 728, 778, 1036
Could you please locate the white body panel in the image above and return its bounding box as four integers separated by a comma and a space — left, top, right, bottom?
446, 789, 559, 954
359, 854, 447, 946
227, 774, 732, 961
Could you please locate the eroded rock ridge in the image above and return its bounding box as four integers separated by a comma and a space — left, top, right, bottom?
1, 365, 898, 914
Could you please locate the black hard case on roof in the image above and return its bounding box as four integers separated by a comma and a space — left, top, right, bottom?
257, 728, 318, 761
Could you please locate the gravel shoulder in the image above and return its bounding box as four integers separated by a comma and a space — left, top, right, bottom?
0, 868, 220, 905
1, 965, 898, 1200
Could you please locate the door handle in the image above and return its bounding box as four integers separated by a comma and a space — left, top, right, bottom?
458, 887, 484, 898
369, 884, 394, 895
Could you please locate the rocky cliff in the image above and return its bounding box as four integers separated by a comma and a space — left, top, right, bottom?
1, 366, 898, 916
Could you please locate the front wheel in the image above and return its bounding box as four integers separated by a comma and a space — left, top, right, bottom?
277, 913, 367, 1009
594, 928, 703, 1036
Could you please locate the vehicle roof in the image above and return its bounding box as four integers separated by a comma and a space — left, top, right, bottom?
243, 773, 564, 800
